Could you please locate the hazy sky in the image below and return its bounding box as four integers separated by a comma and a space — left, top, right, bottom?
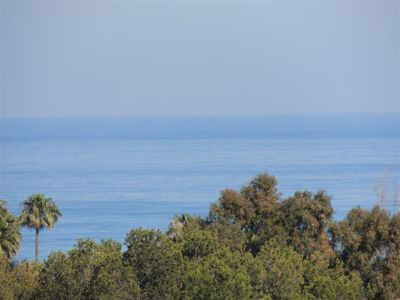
1, 1, 399, 117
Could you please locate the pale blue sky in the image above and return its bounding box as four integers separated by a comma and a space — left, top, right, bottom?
1, 1, 399, 117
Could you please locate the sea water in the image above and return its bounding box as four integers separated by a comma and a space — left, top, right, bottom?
1, 114, 399, 260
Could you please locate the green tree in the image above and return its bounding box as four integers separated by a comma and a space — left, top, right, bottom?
0, 257, 18, 300
303, 251, 364, 299
209, 173, 280, 253
254, 239, 305, 300
205, 221, 246, 253
20, 194, 62, 261
0, 200, 21, 260
0, 257, 40, 300
181, 229, 219, 259
183, 248, 253, 300
38, 239, 140, 300
278, 191, 334, 257
12, 261, 40, 300
124, 228, 183, 300
209, 174, 279, 233
330, 206, 400, 299
38, 251, 75, 299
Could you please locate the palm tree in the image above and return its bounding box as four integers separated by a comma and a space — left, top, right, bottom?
20, 194, 62, 261
0, 200, 21, 260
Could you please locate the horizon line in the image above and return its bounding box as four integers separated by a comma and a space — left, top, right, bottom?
1, 111, 400, 120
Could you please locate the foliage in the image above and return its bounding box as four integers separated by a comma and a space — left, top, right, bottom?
13, 261, 40, 299
124, 228, 183, 300
302, 252, 365, 299
167, 214, 203, 242
330, 206, 400, 299
209, 174, 281, 254
0, 173, 399, 299
209, 174, 280, 235
20, 194, 62, 231
0, 200, 21, 260
183, 248, 253, 300
38, 239, 140, 300
181, 229, 219, 259
0, 258, 39, 300
278, 191, 334, 257
0, 257, 18, 300
254, 239, 305, 299
20, 194, 62, 261
205, 221, 246, 253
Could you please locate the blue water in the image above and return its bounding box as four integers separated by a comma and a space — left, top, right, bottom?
1, 114, 399, 260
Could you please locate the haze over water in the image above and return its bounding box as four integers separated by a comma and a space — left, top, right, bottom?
1, 113, 399, 260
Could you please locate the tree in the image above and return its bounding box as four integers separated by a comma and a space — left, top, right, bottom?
278, 191, 334, 258
124, 229, 183, 300
209, 174, 280, 233
0, 257, 40, 299
302, 251, 364, 299
183, 248, 253, 300
181, 229, 219, 259
13, 261, 40, 300
209, 173, 280, 253
0, 200, 21, 260
20, 194, 62, 261
205, 221, 246, 253
330, 206, 400, 299
254, 239, 305, 299
38, 239, 140, 300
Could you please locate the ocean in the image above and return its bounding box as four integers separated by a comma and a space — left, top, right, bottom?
1, 114, 399, 260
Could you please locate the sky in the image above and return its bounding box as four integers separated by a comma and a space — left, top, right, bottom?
1, 1, 399, 117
